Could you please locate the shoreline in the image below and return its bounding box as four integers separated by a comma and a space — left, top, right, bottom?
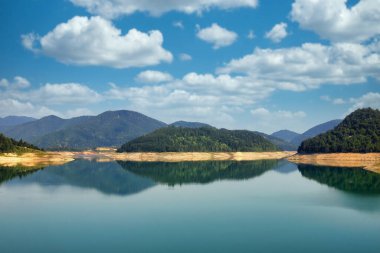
287, 153, 380, 173
0, 151, 295, 167
1, 151, 379, 174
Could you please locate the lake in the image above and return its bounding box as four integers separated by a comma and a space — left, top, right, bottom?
1, 159, 380, 253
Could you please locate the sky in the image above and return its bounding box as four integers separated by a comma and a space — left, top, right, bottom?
0, 0, 379, 134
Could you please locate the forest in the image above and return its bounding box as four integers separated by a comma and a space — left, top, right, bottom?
298, 108, 380, 153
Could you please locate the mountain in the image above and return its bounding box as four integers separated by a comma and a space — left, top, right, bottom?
0, 116, 36, 132
0, 133, 41, 153
271, 130, 300, 143
170, 121, 211, 128
298, 108, 380, 153
257, 132, 298, 151
118, 126, 280, 152
291, 119, 342, 146
0, 116, 36, 127
34, 110, 167, 150
3, 115, 91, 142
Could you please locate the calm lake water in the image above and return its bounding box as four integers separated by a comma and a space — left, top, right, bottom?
1, 159, 380, 253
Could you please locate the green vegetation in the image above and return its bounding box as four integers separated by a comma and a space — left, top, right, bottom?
118, 160, 277, 186
0, 133, 41, 153
0, 165, 43, 185
298, 164, 380, 194
298, 108, 380, 153
118, 126, 281, 152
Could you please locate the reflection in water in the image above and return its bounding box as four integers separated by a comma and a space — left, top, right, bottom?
298, 164, 380, 194
6, 160, 156, 196
118, 160, 278, 186
0, 166, 43, 185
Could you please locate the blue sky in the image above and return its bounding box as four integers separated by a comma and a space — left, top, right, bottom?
0, 0, 379, 133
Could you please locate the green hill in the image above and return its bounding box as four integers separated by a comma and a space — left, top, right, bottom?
0, 133, 41, 153
298, 108, 380, 153
118, 126, 281, 152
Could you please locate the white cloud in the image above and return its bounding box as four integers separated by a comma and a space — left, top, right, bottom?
265, 22, 288, 43
70, 0, 258, 18
250, 107, 306, 132
320, 95, 346, 104
0, 99, 58, 118
22, 16, 172, 68
173, 21, 184, 29
291, 0, 380, 42
219, 41, 380, 91
135, 70, 173, 83
0, 76, 30, 89
197, 23, 238, 49
179, 53, 192, 61
247, 30, 255, 40
348, 92, 380, 112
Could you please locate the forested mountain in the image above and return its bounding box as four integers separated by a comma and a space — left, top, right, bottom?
291, 119, 342, 146
0, 133, 41, 153
118, 126, 280, 152
3, 115, 91, 142
271, 130, 300, 143
34, 111, 167, 150
298, 108, 380, 153
170, 121, 211, 128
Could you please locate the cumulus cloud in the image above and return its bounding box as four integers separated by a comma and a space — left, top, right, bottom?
197, 23, 238, 49
0, 99, 58, 118
22, 16, 173, 68
219, 41, 380, 91
348, 92, 380, 112
179, 53, 192, 61
291, 0, 380, 42
0, 76, 30, 89
135, 70, 173, 83
70, 0, 258, 18
265, 22, 288, 43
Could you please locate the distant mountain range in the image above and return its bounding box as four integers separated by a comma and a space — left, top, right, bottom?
271, 119, 342, 147
298, 108, 380, 153
0, 116, 36, 132
0, 109, 358, 151
2, 111, 166, 150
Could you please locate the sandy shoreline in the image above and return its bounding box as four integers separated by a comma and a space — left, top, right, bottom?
0, 151, 295, 167
287, 153, 380, 173
1, 151, 380, 174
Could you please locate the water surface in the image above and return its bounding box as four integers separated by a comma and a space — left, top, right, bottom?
1, 160, 380, 253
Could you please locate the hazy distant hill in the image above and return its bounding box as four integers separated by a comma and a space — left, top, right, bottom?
0, 116, 36, 132
170, 121, 211, 128
34, 111, 167, 150
118, 126, 280, 152
298, 108, 380, 153
255, 132, 298, 151
271, 130, 300, 143
3, 115, 91, 142
291, 119, 342, 146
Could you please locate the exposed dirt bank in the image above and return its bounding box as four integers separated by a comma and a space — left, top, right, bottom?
287, 153, 380, 173
0, 151, 296, 167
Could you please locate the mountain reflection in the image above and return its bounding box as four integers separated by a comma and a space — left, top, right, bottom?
298, 164, 380, 195
3, 160, 155, 196
118, 160, 278, 186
